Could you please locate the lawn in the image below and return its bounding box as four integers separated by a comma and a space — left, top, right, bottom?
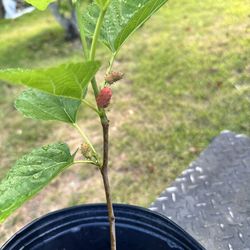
0, 0, 249, 244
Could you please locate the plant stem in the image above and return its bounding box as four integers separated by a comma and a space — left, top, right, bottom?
91, 77, 100, 98
81, 4, 116, 249
89, 9, 106, 61
100, 119, 116, 250
76, 1, 89, 59
89, 8, 107, 98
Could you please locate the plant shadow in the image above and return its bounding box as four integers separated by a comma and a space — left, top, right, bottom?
0, 26, 82, 68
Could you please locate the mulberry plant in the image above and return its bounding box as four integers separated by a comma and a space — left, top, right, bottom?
0, 0, 168, 249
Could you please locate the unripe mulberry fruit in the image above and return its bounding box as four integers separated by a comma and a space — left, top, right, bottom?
105, 71, 124, 84
96, 87, 112, 108
81, 143, 92, 159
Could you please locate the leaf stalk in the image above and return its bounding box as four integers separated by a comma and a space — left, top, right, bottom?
106, 53, 117, 75
73, 123, 97, 155
82, 99, 100, 114
74, 160, 96, 165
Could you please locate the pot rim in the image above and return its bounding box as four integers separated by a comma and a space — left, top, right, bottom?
2, 203, 205, 250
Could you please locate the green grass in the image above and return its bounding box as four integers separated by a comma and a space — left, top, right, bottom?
0, 0, 249, 243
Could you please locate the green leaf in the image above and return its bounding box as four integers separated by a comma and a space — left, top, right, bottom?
0, 61, 101, 99
25, 0, 56, 10
15, 89, 81, 124
83, 0, 168, 53
0, 143, 74, 222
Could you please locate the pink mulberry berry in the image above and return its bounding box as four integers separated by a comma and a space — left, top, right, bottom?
96, 87, 112, 108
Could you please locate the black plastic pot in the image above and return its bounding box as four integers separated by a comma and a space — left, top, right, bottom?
2, 204, 205, 250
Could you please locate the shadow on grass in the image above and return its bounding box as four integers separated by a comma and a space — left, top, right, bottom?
0, 26, 81, 68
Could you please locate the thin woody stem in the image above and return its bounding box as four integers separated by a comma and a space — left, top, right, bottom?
100, 119, 116, 250
77, 2, 116, 249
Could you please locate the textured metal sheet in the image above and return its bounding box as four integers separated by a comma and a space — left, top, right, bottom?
150, 131, 250, 250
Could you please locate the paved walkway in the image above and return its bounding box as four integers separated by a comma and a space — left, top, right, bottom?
150, 131, 250, 250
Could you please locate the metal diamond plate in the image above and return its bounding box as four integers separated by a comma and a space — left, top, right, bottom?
150, 131, 250, 250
